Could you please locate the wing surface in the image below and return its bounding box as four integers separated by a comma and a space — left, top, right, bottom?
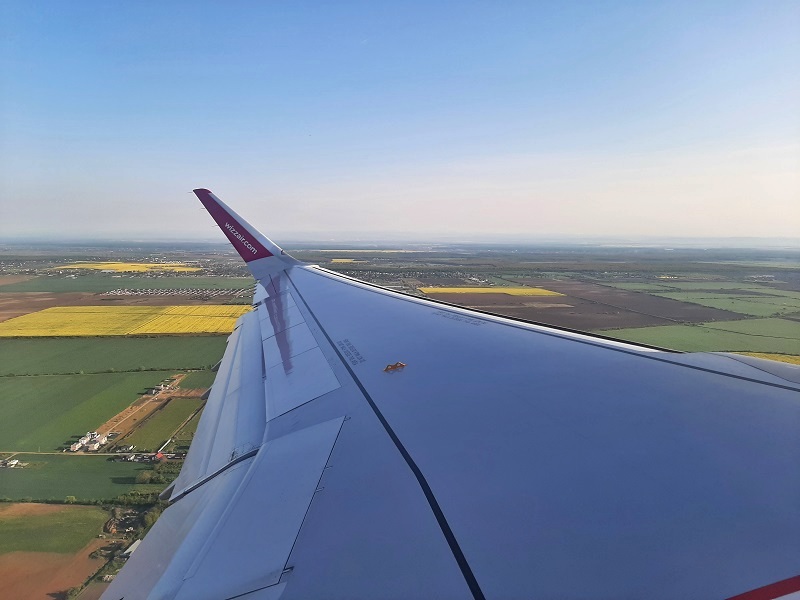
103, 190, 800, 600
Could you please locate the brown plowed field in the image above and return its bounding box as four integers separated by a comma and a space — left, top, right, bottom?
0, 503, 69, 518
0, 293, 99, 322
425, 280, 745, 331
0, 538, 106, 599
416, 277, 470, 286
0, 275, 35, 286
79, 581, 110, 600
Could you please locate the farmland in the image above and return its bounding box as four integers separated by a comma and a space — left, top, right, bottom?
0, 246, 251, 597
179, 369, 217, 390
0, 290, 251, 324
166, 407, 204, 453
419, 286, 563, 296
0, 454, 156, 501
0, 504, 114, 600
54, 261, 201, 272
122, 398, 203, 452
0, 337, 227, 376
600, 318, 800, 354
0, 305, 250, 337
315, 243, 798, 358
650, 291, 800, 317
0, 503, 109, 554
0, 275, 254, 293
0, 371, 175, 451
423, 280, 745, 332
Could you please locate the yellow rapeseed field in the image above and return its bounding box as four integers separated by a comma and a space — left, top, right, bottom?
418, 286, 564, 296
738, 352, 800, 365
53, 262, 201, 272
0, 305, 250, 337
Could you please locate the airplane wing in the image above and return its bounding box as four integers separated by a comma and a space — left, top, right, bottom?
102, 189, 800, 600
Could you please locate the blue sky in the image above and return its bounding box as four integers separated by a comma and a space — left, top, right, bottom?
1, 1, 798, 241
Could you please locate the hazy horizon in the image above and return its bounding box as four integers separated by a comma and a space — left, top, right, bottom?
2, 233, 800, 251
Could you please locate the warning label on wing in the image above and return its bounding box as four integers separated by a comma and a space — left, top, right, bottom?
337, 339, 366, 366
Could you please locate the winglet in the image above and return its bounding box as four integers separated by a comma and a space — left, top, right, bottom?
194, 188, 300, 279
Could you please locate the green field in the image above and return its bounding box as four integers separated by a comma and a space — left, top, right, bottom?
179, 369, 217, 389
653, 292, 800, 317
607, 280, 800, 292
742, 288, 800, 299
650, 282, 769, 291
0, 504, 109, 554
0, 454, 156, 501
167, 407, 204, 453
600, 318, 800, 354
122, 398, 202, 452
0, 371, 175, 451
0, 336, 227, 376
0, 275, 254, 293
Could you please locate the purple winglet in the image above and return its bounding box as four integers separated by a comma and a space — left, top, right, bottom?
194, 189, 273, 262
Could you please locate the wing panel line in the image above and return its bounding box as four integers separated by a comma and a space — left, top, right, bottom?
285, 270, 487, 600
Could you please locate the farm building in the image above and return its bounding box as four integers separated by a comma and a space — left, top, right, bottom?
70, 442, 82, 452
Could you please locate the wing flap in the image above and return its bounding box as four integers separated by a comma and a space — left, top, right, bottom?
170, 310, 266, 499
262, 323, 318, 369
256, 278, 342, 421
175, 417, 345, 600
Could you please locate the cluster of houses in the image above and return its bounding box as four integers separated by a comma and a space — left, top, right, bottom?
70, 431, 108, 452
104, 287, 244, 297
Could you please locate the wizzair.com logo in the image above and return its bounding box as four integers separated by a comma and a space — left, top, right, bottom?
224, 222, 259, 255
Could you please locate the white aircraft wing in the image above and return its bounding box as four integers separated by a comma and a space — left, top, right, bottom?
103, 189, 800, 600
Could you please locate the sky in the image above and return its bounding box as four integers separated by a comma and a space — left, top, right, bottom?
1, 0, 798, 242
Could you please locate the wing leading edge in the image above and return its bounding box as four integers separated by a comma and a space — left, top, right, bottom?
103, 191, 800, 600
